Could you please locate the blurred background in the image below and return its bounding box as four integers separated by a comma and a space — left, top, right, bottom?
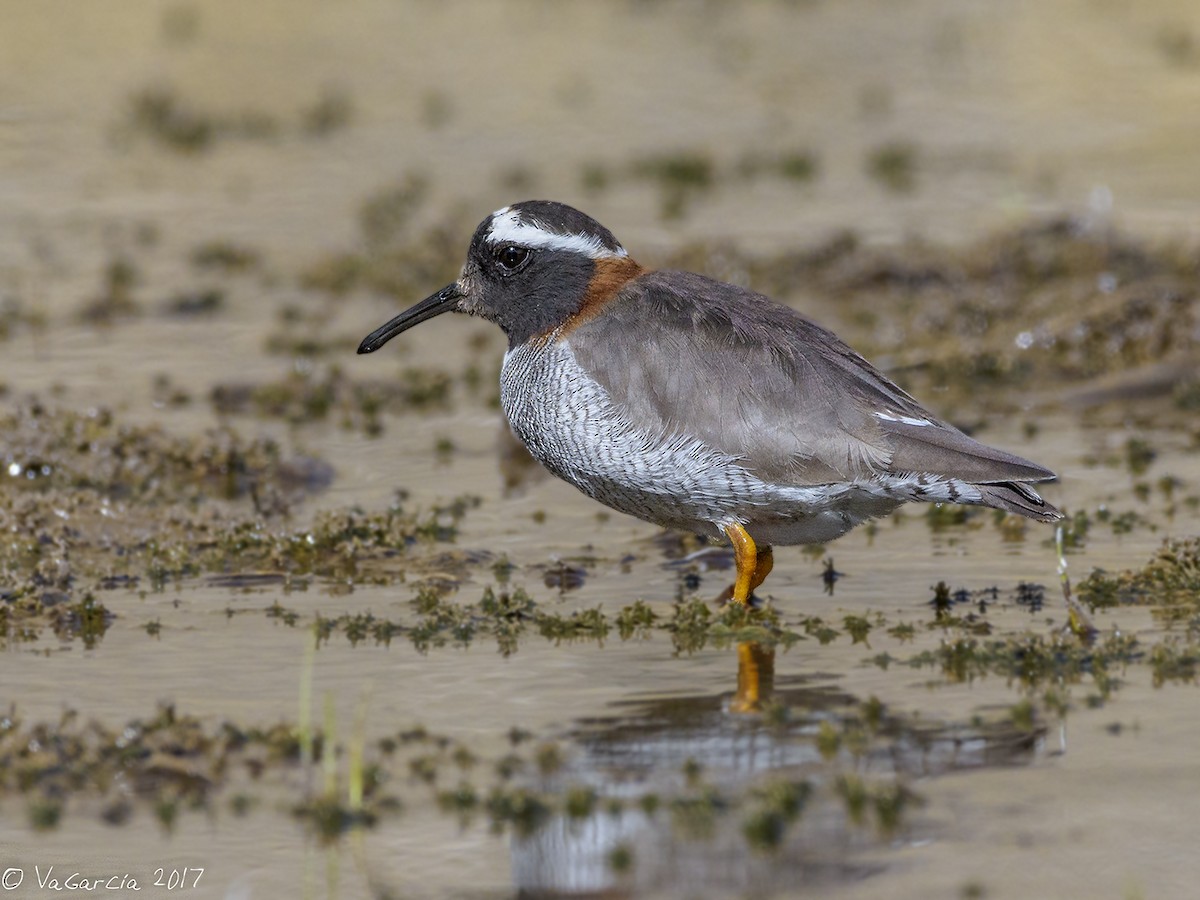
2, 2, 1199, 899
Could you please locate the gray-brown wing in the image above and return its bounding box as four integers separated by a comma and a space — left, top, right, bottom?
570, 270, 1055, 488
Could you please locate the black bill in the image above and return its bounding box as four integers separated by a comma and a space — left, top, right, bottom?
357, 283, 463, 354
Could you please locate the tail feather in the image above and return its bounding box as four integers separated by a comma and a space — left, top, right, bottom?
973, 481, 1063, 522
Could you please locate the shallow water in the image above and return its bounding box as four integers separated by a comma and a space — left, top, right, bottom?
2, 1, 1200, 898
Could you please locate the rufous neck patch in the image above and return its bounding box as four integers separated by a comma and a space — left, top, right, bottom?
556, 257, 646, 339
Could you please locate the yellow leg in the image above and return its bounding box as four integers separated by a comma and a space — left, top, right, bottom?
723, 523, 756, 605
723, 524, 773, 605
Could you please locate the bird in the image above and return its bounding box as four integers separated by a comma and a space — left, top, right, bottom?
358, 200, 1063, 605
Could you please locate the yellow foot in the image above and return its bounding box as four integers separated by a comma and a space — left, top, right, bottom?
721, 524, 774, 605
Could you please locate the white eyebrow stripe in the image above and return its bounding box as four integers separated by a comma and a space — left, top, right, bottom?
875, 411, 935, 427
486, 207, 627, 260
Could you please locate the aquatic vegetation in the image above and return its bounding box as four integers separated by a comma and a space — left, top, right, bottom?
1078, 537, 1200, 624
536, 607, 610, 644
358, 175, 429, 248
78, 258, 141, 324
579, 161, 611, 195
300, 204, 463, 299
0, 403, 481, 641
0, 402, 323, 504
737, 149, 820, 183
163, 288, 224, 317
742, 779, 811, 851
300, 87, 354, 137
903, 630, 1140, 701
229, 581, 814, 659
581, 146, 823, 221
866, 141, 919, 193
123, 85, 218, 152
189, 240, 262, 273
1125, 437, 1158, 475
615, 600, 657, 639
799, 615, 840, 645
0, 297, 47, 343
630, 150, 717, 220
121, 83, 354, 152
842, 614, 874, 646
212, 365, 457, 432
0, 701, 409, 841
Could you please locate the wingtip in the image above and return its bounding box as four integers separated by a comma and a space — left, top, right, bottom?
1037, 503, 1066, 523
976, 482, 1064, 523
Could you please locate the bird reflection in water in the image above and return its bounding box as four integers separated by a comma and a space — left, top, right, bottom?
729, 641, 776, 715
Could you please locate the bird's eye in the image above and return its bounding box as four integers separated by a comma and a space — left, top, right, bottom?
496, 245, 530, 272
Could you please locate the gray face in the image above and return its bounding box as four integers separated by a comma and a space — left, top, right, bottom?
357, 201, 626, 355
458, 226, 597, 347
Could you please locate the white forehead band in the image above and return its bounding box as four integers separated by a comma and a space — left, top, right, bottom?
486, 207, 627, 260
